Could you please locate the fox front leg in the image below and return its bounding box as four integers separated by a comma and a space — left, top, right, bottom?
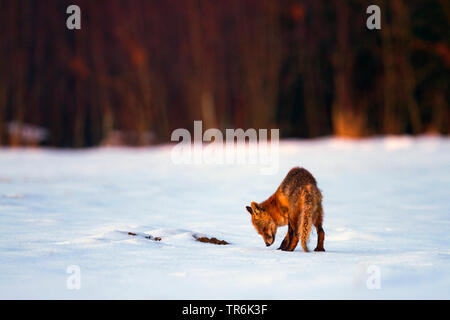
278, 224, 297, 251
277, 231, 290, 250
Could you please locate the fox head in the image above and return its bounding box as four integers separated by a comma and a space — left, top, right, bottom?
246, 201, 277, 247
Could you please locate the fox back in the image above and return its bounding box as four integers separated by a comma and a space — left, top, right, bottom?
277, 167, 321, 211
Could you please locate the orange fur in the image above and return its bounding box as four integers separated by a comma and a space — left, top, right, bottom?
246, 167, 325, 252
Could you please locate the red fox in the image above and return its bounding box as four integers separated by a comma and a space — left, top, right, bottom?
246, 167, 325, 252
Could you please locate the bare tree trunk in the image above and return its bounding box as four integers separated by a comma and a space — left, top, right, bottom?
298, 0, 328, 137
381, 0, 422, 134
332, 0, 366, 137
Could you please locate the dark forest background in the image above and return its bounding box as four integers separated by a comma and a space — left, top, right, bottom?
0, 0, 449, 147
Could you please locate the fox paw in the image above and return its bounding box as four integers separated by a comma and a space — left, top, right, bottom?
314, 247, 325, 252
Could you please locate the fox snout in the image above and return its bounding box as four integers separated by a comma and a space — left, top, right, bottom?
264, 235, 275, 247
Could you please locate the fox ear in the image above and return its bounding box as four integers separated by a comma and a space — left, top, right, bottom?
246, 206, 253, 215
251, 201, 261, 214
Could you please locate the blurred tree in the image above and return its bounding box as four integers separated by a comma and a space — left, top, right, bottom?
0, 0, 447, 146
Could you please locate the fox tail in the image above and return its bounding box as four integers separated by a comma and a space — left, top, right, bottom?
300, 200, 313, 252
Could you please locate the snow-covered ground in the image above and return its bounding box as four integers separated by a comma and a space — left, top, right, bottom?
0, 136, 449, 299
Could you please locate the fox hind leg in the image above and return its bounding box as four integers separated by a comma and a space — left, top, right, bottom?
313, 204, 325, 252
